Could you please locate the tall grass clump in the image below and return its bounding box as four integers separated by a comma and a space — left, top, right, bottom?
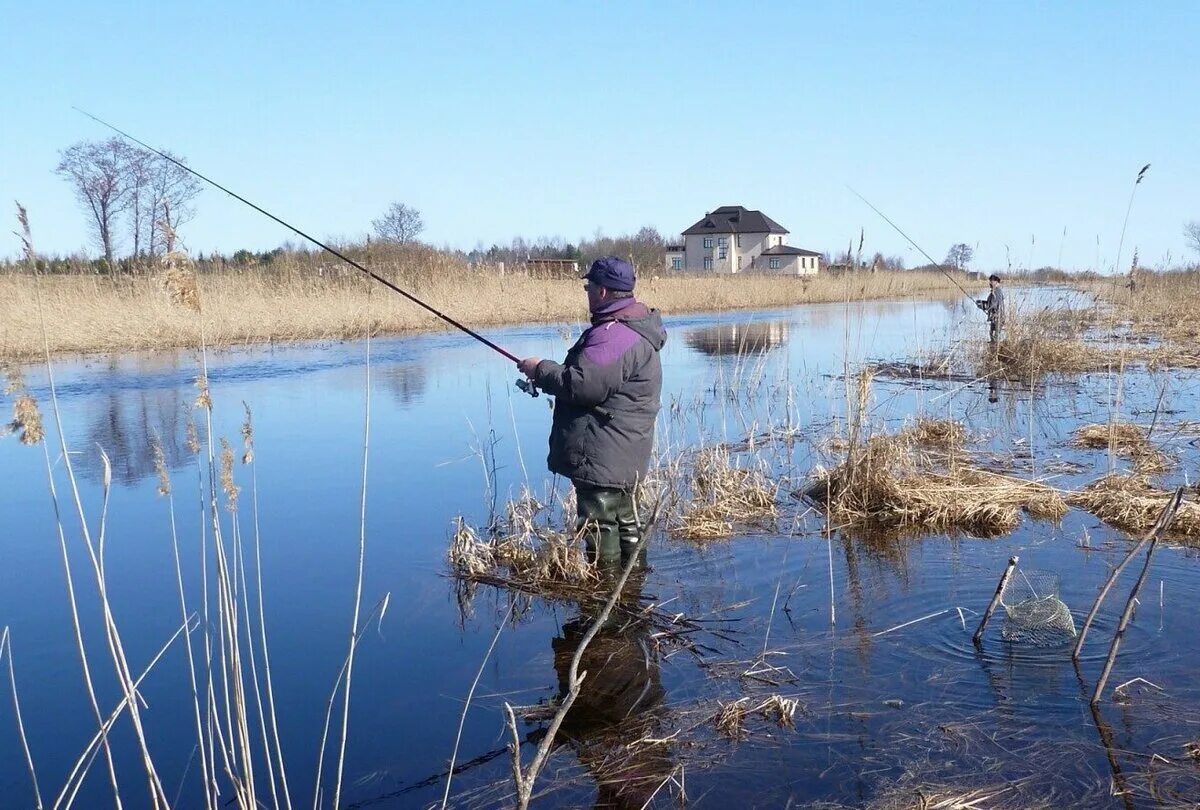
807, 409, 1066, 537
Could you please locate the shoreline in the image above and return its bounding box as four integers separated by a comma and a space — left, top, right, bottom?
0, 270, 982, 363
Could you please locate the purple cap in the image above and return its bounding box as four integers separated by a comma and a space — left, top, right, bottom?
583, 256, 636, 292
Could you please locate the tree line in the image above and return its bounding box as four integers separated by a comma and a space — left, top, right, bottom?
46, 138, 1200, 274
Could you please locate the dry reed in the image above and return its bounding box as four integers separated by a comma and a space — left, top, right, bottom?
810, 419, 1066, 537
1073, 422, 1170, 473
448, 495, 599, 593
0, 269, 976, 359
714, 694, 801, 739
1070, 474, 1200, 543
674, 448, 777, 541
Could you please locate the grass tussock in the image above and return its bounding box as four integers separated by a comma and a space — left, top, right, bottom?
674, 448, 777, 541
1073, 422, 1170, 473
985, 309, 1111, 380
0, 268, 976, 359
448, 496, 598, 592
1070, 474, 1200, 543
810, 420, 1066, 537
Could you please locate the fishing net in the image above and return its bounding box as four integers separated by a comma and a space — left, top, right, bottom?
1000, 568, 1077, 646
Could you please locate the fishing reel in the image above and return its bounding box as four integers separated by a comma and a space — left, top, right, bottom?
516, 378, 539, 398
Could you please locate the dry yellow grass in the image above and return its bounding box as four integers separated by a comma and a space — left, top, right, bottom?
809, 419, 1067, 537
1081, 271, 1200, 367
448, 496, 598, 592
983, 308, 1111, 380
1069, 474, 1200, 543
1072, 422, 1170, 473
0, 268, 977, 360
674, 448, 778, 541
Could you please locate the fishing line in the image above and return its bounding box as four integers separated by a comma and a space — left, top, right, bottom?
845, 185, 980, 306
75, 108, 525, 368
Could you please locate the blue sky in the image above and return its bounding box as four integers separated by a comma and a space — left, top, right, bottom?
2, 1, 1198, 270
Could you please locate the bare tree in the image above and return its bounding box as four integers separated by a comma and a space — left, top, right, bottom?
1185, 221, 1200, 258
56, 138, 134, 267
372, 202, 424, 244
145, 152, 202, 255
944, 243, 974, 271
125, 148, 154, 259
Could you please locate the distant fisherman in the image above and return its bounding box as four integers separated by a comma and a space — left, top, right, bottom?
518, 257, 666, 567
977, 273, 1005, 344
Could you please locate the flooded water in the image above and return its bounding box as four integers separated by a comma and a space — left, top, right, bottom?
3, 288, 1200, 808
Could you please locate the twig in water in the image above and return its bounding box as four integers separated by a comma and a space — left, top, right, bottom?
1092, 495, 1177, 705
874, 609, 956, 638
974, 556, 1018, 645
1074, 489, 1181, 662
503, 499, 662, 809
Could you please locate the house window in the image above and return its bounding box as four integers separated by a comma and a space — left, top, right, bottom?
718, 247, 727, 259
672, 257, 683, 270
703, 256, 713, 270
769, 257, 782, 270
703, 237, 714, 249
736, 234, 742, 247
717, 237, 727, 248
737, 256, 743, 270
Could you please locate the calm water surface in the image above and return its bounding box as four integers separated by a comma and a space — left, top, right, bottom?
2, 288, 1199, 808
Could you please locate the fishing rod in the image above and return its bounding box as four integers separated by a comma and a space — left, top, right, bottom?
845, 185, 980, 306
74, 108, 541, 394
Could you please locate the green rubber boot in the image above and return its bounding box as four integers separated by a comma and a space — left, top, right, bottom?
575, 483, 642, 567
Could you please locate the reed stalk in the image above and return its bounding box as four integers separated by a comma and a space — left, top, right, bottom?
1, 628, 43, 809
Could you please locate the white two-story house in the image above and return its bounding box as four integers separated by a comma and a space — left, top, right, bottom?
665, 205, 821, 275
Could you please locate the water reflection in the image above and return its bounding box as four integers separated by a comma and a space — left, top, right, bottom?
378, 362, 428, 407
80, 388, 192, 484
684, 322, 788, 357
549, 567, 674, 807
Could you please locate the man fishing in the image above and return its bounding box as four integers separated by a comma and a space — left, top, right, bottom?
977, 273, 1006, 344
517, 257, 666, 567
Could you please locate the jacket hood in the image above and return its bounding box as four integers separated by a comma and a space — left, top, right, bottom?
610, 301, 667, 352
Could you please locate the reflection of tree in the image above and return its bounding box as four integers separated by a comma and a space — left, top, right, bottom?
549, 568, 675, 808
684, 322, 788, 357
81, 388, 190, 485
378, 363, 428, 407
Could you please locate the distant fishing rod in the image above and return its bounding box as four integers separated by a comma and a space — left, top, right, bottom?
75, 108, 532, 373
846, 185, 979, 305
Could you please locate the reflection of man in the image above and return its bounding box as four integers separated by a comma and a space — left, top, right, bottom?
517, 257, 667, 565
976, 273, 1006, 344
551, 568, 673, 807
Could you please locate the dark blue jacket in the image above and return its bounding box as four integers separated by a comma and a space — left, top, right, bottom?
533, 298, 666, 489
